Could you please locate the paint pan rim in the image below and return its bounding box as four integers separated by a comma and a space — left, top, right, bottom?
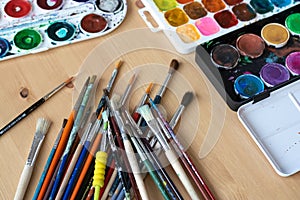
285, 13, 300, 36
234, 74, 265, 99
13, 29, 43, 50
261, 23, 290, 48
260, 63, 290, 87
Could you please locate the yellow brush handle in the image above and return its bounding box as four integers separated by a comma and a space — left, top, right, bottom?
93, 151, 108, 200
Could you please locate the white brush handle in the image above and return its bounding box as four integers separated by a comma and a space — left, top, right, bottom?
101, 169, 117, 200
165, 149, 200, 200
14, 164, 33, 200
124, 139, 149, 200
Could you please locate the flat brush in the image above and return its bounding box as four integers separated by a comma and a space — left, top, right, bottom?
0, 76, 73, 136
14, 118, 51, 200
154, 59, 179, 104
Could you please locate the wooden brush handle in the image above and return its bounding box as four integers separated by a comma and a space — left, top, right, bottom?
165, 149, 200, 200
14, 165, 33, 200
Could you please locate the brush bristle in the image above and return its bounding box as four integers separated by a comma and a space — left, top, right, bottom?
103, 88, 109, 97
169, 59, 179, 73
115, 60, 123, 69
102, 110, 109, 122
181, 91, 194, 107
145, 83, 153, 94
36, 118, 51, 136
137, 105, 154, 122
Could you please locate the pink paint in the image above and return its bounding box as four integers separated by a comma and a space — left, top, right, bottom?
195, 17, 220, 36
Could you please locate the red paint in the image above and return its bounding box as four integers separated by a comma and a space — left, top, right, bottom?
37, 0, 63, 10
223, 0, 243, 5
80, 14, 108, 33
214, 10, 238, 28
4, 0, 32, 18
177, 0, 193, 4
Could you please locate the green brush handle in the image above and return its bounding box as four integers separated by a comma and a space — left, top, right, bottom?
143, 159, 171, 200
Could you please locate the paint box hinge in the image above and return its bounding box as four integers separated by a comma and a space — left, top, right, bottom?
253, 91, 270, 104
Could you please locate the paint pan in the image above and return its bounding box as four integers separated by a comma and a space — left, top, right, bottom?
13, 29, 42, 50
96, 0, 122, 13
4, 0, 32, 18
164, 8, 189, 27
36, 0, 64, 10
183, 2, 207, 20
0, 38, 11, 57
195, 17, 220, 36
261, 23, 290, 48
214, 10, 238, 29
285, 13, 300, 36
260, 63, 290, 87
236, 33, 265, 58
234, 74, 264, 99
232, 3, 257, 21
176, 24, 200, 43
286, 52, 300, 75
47, 21, 76, 42
211, 44, 240, 69
80, 13, 108, 34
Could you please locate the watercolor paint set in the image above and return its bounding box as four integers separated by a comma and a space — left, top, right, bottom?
195, 4, 300, 176
0, 0, 127, 61
139, 0, 299, 54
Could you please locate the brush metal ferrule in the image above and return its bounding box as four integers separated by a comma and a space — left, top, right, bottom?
26, 132, 45, 166
169, 105, 184, 130
107, 69, 118, 92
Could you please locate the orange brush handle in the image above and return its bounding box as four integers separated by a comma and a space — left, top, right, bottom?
37, 111, 75, 200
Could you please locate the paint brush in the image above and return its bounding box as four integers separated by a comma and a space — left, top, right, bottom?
14, 118, 51, 200
0, 76, 73, 136
50, 75, 97, 199
32, 119, 67, 200
120, 73, 136, 106
138, 105, 200, 200
148, 96, 215, 200
96, 60, 123, 116
37, 76, 89, 200
153, 59, 179, 104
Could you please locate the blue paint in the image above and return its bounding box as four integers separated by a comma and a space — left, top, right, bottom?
234, 74, 264, 99
270, 0, 292, 8
250, 0, 274, 14
0, 38, 11, 57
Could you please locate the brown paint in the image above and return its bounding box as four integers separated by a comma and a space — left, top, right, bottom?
236, 33, 265, 58
80, 14, 108, 33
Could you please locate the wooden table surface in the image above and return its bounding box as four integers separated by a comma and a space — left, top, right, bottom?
0, 1, 299, 200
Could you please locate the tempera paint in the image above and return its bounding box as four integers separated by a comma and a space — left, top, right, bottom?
47, 21, 76, 41
211, 44, 240, 69
164, 8, 189, 27
80, 14, 108, 33
260, 63, 290, 87
236, 33, 265, 58
233, 3, 257, 21
261, 23, 290, 48
14, 29, 42, 50
250, 0, 274, 14
214, 10, 238, 28
176, 24, 200, 43
234, 74, 264, 99
286, 52, 300, 75
36, 0, 64, 10
183, 2, 207, 20
285, 13, 300, 36
223, 0, 243, 5
177, 0, 193, 4
4, 0, 32, 18
0, 38, 11, 58
195, 17, 220, 36
201, 0, 226, 13
153, 0, 177, 11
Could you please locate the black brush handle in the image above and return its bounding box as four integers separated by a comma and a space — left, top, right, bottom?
0, 98, 45, 136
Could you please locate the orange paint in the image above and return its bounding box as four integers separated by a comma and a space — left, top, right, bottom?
202, 0, 226, 12
177, 0, 194, 4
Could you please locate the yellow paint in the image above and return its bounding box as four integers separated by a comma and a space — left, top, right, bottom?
176, 24, 200, 43
164, 8, 189, 27
261, 23, 289, 46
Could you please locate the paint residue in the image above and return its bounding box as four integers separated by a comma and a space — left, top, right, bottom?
4, 0, 32, 18
164, 8, 189, 27
183, 2, 207, 20
176, 24, 200, 43
80, 14, 108, 33
250, 0, 274, 14
214, 10, 238, 28
37, 0, 63, 10
14, 29, 42, 50
202, 0, 226, 13
195, 17, 220, 36
270, 0, 292, 8
211, 44, 240, 69
153, 0, 177, 11
233, 3, 257, 21
47, 22, 76, 41
96, 0, 120, 12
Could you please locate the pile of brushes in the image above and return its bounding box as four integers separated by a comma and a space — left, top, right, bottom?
31, 59, 215, 200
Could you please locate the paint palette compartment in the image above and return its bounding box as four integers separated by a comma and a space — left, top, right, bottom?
0, 0, 127, 61
195, 4, 300, 176
139, 0, 299, 54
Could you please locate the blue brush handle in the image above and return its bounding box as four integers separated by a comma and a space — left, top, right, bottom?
111, 182, 122, 200
116, 188, 125, 200
109, 175, 120, 196
62, 142, 90, 200
49, 153, 69, 200
32, 147, 56, 200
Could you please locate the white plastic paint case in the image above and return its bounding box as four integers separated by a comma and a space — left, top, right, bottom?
237, 79, 300, 176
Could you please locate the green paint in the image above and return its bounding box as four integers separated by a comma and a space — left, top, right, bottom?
14, 29, 42, 50
286, 13, 300, 35
153, 0, 177, 11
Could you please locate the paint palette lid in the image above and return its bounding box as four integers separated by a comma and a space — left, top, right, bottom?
237, 79, 300, 176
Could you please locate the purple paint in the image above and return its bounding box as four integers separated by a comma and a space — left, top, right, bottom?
260, 63, 290, 87
195, 17, 220, 36
286, 52, 300, 75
